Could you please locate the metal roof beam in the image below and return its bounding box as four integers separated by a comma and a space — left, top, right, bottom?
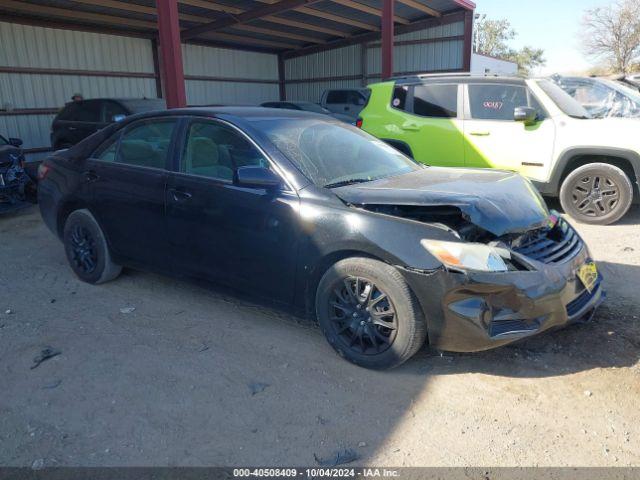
330, 0, 410, 25
396, 0, 441, 17
181, 0, 323, 40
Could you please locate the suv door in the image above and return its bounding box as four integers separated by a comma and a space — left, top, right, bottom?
393, 83, 465, 167
166, 118, 300, 303
86, 118, 177, 267
52, 100, 106, 148
463, 82, 555, 181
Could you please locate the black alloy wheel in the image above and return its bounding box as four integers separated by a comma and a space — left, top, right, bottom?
69, 225, 98, 274
328, 276, 398, 355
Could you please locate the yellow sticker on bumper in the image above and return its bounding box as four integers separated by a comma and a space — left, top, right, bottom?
577, 262, 598, 293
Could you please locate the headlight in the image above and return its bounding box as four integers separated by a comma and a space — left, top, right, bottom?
421, 239, 509, 272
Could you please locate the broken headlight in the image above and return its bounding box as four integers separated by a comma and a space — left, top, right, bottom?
421, 239, 509, 272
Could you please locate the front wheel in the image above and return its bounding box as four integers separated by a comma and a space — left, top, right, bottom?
559, 163, 633, 225
315, 257, 427, 369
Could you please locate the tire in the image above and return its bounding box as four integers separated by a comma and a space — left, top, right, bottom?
559, 162, 633, 225
63, 209, 122, 284
315, 257, 427, 369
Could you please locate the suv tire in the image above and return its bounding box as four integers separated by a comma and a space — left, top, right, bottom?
63, 209, 122, 284
315, 257, 427, 369
559, 162, 633, 225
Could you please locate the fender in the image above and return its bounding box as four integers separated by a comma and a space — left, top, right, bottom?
533, 147, 640, 195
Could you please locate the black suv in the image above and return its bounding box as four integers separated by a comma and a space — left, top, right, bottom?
51, 98, 166, 150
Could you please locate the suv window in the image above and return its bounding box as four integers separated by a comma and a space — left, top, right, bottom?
103, 101, 128, 122
391, 86, 409, 110
116, 120, 176, 169
182, 121, 267, 181
468, 84, 544, 121
57, 101, 102, 122
326, 90, 349, 104
412, 84, 458, 118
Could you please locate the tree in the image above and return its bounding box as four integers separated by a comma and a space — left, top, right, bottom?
581, 0, 640, 74
474, 17, 546, 75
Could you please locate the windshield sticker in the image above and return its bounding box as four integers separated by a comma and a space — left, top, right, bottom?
483, 101, 504, 110
392, 98, 401, 107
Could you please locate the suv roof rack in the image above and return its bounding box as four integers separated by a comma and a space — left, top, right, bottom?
389, 71, 527, 83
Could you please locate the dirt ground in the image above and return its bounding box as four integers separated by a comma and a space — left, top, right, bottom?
1, 204, 639, 468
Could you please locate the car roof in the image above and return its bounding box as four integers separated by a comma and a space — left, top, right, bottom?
125, 106, 328, 122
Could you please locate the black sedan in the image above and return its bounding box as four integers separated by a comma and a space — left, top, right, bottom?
37, 107, 604, 369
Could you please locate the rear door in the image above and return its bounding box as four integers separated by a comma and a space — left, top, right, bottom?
85, 118, 178, 267
395, 83, 465, 167
54, 100, 106, 147
165, 118, 300, 303
463, 82, 555, 180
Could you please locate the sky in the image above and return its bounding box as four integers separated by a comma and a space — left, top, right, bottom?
474, 0, 614, 75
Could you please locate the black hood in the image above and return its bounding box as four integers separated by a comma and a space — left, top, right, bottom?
332, 167, 551, 237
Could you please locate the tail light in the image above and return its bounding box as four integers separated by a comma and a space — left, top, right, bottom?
355, 117, 363, 128
37, 163, 51, 181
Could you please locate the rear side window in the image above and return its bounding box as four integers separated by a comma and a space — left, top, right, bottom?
182, 121, 267, 181
103, 101, 128, 122
391, 86, 409, 110
412, 84, 458, 118
468, 84, 542, 121
117, 120, 176, 169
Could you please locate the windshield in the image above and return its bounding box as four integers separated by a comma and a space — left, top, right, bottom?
536, 80, 591, 119
251, 118, 422, 187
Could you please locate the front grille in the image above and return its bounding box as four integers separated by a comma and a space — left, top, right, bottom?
511, 218, 582, 264
489, 318, 540, 337
566, 280, 601, 317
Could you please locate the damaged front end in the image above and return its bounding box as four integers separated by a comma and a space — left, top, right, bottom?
0, 151, 31, 212
390, 209, 604, 352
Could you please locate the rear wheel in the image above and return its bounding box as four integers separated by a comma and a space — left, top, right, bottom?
559, 163, 633, 225
316, 257, 427, 369
63, 209, 122, 284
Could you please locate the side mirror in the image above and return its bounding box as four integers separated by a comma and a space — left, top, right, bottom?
514, 106, 538, 126
111, 114, 126, 122
8, 137, 23, 147
236, 166, 282, 189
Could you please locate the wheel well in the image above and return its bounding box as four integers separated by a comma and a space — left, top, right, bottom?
56, 200, 88, 238
304, 250, 379, 321
381, 139, 413, 158
561, 155, 638, 198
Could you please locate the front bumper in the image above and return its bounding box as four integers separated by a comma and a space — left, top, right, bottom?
401, 244, 605, 352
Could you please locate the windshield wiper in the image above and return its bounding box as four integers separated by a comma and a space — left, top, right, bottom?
323, 178, 372, 188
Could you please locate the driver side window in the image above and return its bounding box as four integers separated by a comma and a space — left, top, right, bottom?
182, 121, 268, 181
468, 84, 544, 121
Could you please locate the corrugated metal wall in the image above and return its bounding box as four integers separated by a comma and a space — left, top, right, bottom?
0, 21, 157, 157
183, 44, 279, 106
284, 20, 465, 103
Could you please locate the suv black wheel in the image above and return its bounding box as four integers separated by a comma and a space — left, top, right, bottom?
63, 209, 122, 284
316, 257, 427, 369
560, 163, 633, 225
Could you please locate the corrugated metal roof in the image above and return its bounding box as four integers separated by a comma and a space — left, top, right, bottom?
0, 0, 472, 53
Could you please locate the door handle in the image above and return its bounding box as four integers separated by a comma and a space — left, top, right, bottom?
469, 131, 491, 136
84, 171, 99, 183
401, 123, 419, 131
168, 188, 192, 202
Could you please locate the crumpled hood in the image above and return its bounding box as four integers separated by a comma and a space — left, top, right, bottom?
332, 167, 551, 236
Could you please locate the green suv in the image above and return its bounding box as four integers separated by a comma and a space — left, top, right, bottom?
358, 74, 640, 225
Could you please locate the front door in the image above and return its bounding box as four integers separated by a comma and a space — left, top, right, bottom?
85, 118, 178, 267
166, 118, 300, 304
463, 83, 556, 182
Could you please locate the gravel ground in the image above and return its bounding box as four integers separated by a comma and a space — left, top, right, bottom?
0, 204, 639, 468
